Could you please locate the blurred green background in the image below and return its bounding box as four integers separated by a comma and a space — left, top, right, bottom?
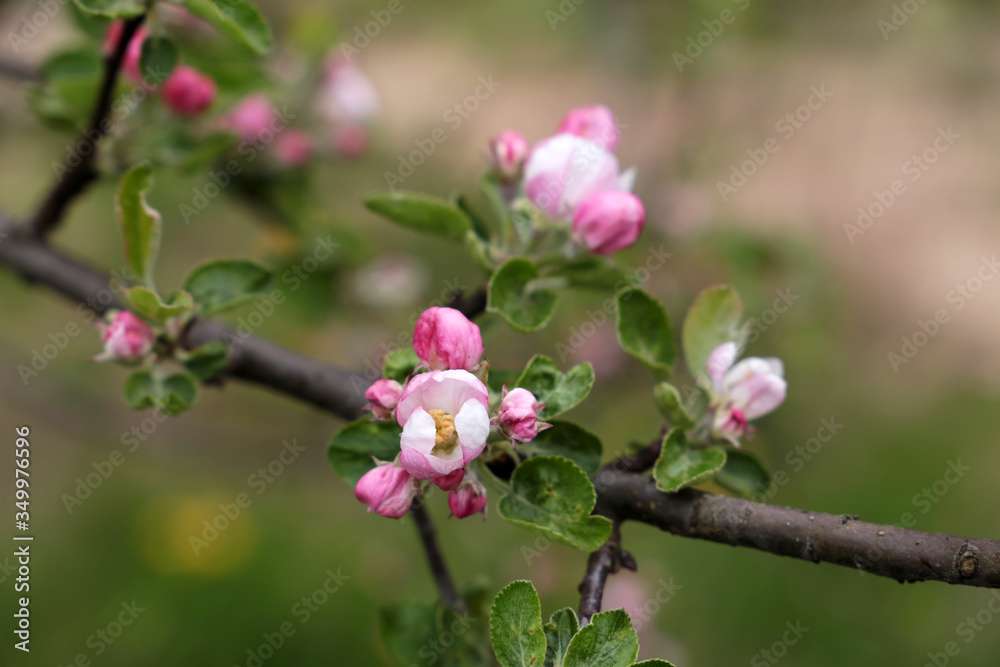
3, 0, 1000, 665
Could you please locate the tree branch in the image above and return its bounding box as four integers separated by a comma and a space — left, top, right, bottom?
0, 58, 39, 83
28, 14, 146, 238
411, 503, 467, 613
577, 522, 637, 624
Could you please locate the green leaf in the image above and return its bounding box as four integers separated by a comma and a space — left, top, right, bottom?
138, 36, 179, 86
682, 285, 744, 384
498, 456, 612, 552
652, 383, 694, 429
125, 286, 196, 323
515, 355, 594, 420
182, 259, 272, 316
653, 429, 727, 494
123, 371, 157, 410
489, 581, 546, 667
547, 257, 628, 291
122, 370, 199, 415
183, 0, 274, 54
382, 347, 420, 384
364, 191, 472, 239
327, 418, 402, 485
117, 163, 162, 287
528, 422, 602, 477
72, 0, 144, 18
563, 609, 638, 667
381, 602, 490, 667
544, 608, 579, 667
615, 288, 675, 379
455, 193, 492, 240
27, 48, 102, 129
488, 259, 559, 332
181, 342, 230, 381
714, 450, 771, 499
630, 661, 677, 666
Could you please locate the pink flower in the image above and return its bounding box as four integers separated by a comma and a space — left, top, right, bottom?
448, 478, 488, 520
412, 307, 484, 371
557, 105, 620, 152
498, 387, 547, 443
489, 130, 529, 180
365, 379, 403, 421
332, 123, 368, 158
354, 461, 417, 519
706, 342, 787, 447
571, 190, 645, 255
161, 66, 216, 116
523, 133, 635, 222
94, 311, 154, 363
395, 370, 491, 479
316, 55, 379, 124
225, 95, 276, 141
103, 22, 148, 83
432, 468, 465, 491
274, 129, 313, 167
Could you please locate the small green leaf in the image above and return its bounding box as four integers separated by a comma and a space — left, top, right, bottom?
183, 0, 274, 54
364, 191, 472, 239
652, 383, 694, 429
181, 342, 230, 381
116, 163, 162, 286
544, 608, 579, 667
630, 661, 677, 666
515, 355, 594, 420
327, 418, 402, 485
489, 580, 546, 667
382, 347, 420, 384
488, 259, 559, 332
714, 450, 771, 499
653, 429, 727, 494
563, 609, 638, 667
126, 286, 196, 323
380, 602, 490, 667
498, 456, 612, 552
547, 257, 628, 291
123, 370, 156, 410
122, 370, 199, 415
528, 422, 602, 477
682, 285, 744, 384
72, 0, 144, 18
26, 48, 102, 129
182, 259, 272, 316
615, 288, 675, 379
138, 36, 179, 86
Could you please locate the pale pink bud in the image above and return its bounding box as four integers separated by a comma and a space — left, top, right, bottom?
557, 104, 620, 152
95, 311, 154, 363
226, 95, 276, 141
365, 379, 403, 421
274, 129, 313, 167
318, 55, 379, 124
448, 479, 488, 520
571, 190, 645, 255
354, 461, 417, 519
412, 307, 484, 371
499, 387, 546, 443
161, 66, 216, 116
432, 468, 465, 491
103, 22, 148, 83
706, 342, 787, 447
333, 123, 368, 158
489, 130, 529, 180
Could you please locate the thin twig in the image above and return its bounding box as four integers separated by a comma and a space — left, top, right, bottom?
578, 522, 637, 624
0, 58, 39, 83
411, 503, 467, 612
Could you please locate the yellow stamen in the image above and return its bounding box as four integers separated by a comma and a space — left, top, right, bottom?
428, 409, 458, 456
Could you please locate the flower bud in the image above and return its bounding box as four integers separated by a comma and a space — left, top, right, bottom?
412, 307, 484, 371
365, 379, 403, 421
274, 129, 313, 167
161, 66, 217, 116
332, 123, 369, 158
489, 130, 529, 180
448, 479, 488, 520
498, 387, 546, 443
354, 461, 417, 519
94, 311, 154, 363
557, 104, 620, 151
317, 55, 379, 124
225, 95, 276, 141
571, 190, 645, 255
431, 468, 465, 491
706, 342, 787, 447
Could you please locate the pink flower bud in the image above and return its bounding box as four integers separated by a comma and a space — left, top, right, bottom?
225, 95, 276, 141
498, 387, 546, 443
432, 468, 465, 491
317, 55, 379, 124
448, 479, 488, 520
706, 342, 787, 447
274, 129, 313, 167
161, 66, 216, 116
571, 191, 645, 255
94, 311, 154, 363
412, 307, 484, 371
103, 21, 148, 83
489, 130, 529, 180
354, 461, 417, 519
365, 379, 403, 421
557, 104, 620, 151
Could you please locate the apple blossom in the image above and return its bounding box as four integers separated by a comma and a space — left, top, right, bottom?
498, 387, 547, 444
557, 104, 620, 151
161, 66, 217, 116
93, 311, 154, 363
225, 95, 276, 141
316, 55, 379, 125
448, 478, 488, 520
431, 468, 465, 491
412, 307, 484, 371
571, 190, 645, 255
395, 370, 490, 479
354, 460, 417, 519
489, 130, 529, 180
274, 129, 313, 167
706, 341, 787, 447
365, 379, 403, 421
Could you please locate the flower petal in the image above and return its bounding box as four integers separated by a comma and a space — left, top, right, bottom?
707, 341, 738, 392
455, 399, 490, 464
728, 373, 787, 420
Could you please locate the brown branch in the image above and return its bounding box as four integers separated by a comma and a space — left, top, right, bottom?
0, 58, 39, 83
28, 14, 146, 238
411, 503, 467, 613
577, 522, 637, 624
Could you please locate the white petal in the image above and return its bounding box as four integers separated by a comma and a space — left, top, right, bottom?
617, 167, 637, 192
706, 342, 738, 393
400, 408, 437, 454
729, 374, 787, 420
455, 399, 490, 464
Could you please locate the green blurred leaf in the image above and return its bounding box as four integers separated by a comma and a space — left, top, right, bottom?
682, 285, 744, 384
548, 257, 627, 291
138, 36, 179, 85
488, 259, 559, 332
544, 608, 579, 667
630, 661, 677, 666
125, 286, 195, 323
653, 429, 726, 494
528, 422, 602, 477
123, 370, 156, 410
498, 456, 612, 552
515, 355, 594, 420
327, 418, 402, 485
489, 580, 546, 667
26, 48, 102, 129
182, 259, 272, 315
615, 288, 675, 379
652, 383, 694, 429
72, 0, 144, 18
380, 602, 490, 667
181, 342, 230, 381
122, 370, 198, 415
382, 348, 420, 384
563, 609, 638, 667
714, 450, 771, 499
183, 0, 274, 54
116, 163, 162, 287
364, 191, 472, 239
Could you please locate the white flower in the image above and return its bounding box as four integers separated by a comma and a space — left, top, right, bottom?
706, 342, 786, 447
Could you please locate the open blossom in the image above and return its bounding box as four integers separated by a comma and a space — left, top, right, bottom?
498, 387, 547, 443
316, 55, 379, 125
94, 311, 154, 363
162, 66, 216, 116
448, 478, 488, 520
557, 105, 620, 151
354, 460, 417, 519
489, 130, 529, 180
365, 379, 403, 421
571, 190, 645, 255
706, 342, 787, 447
413, 307, 484, 371
395, 370, 490, 479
